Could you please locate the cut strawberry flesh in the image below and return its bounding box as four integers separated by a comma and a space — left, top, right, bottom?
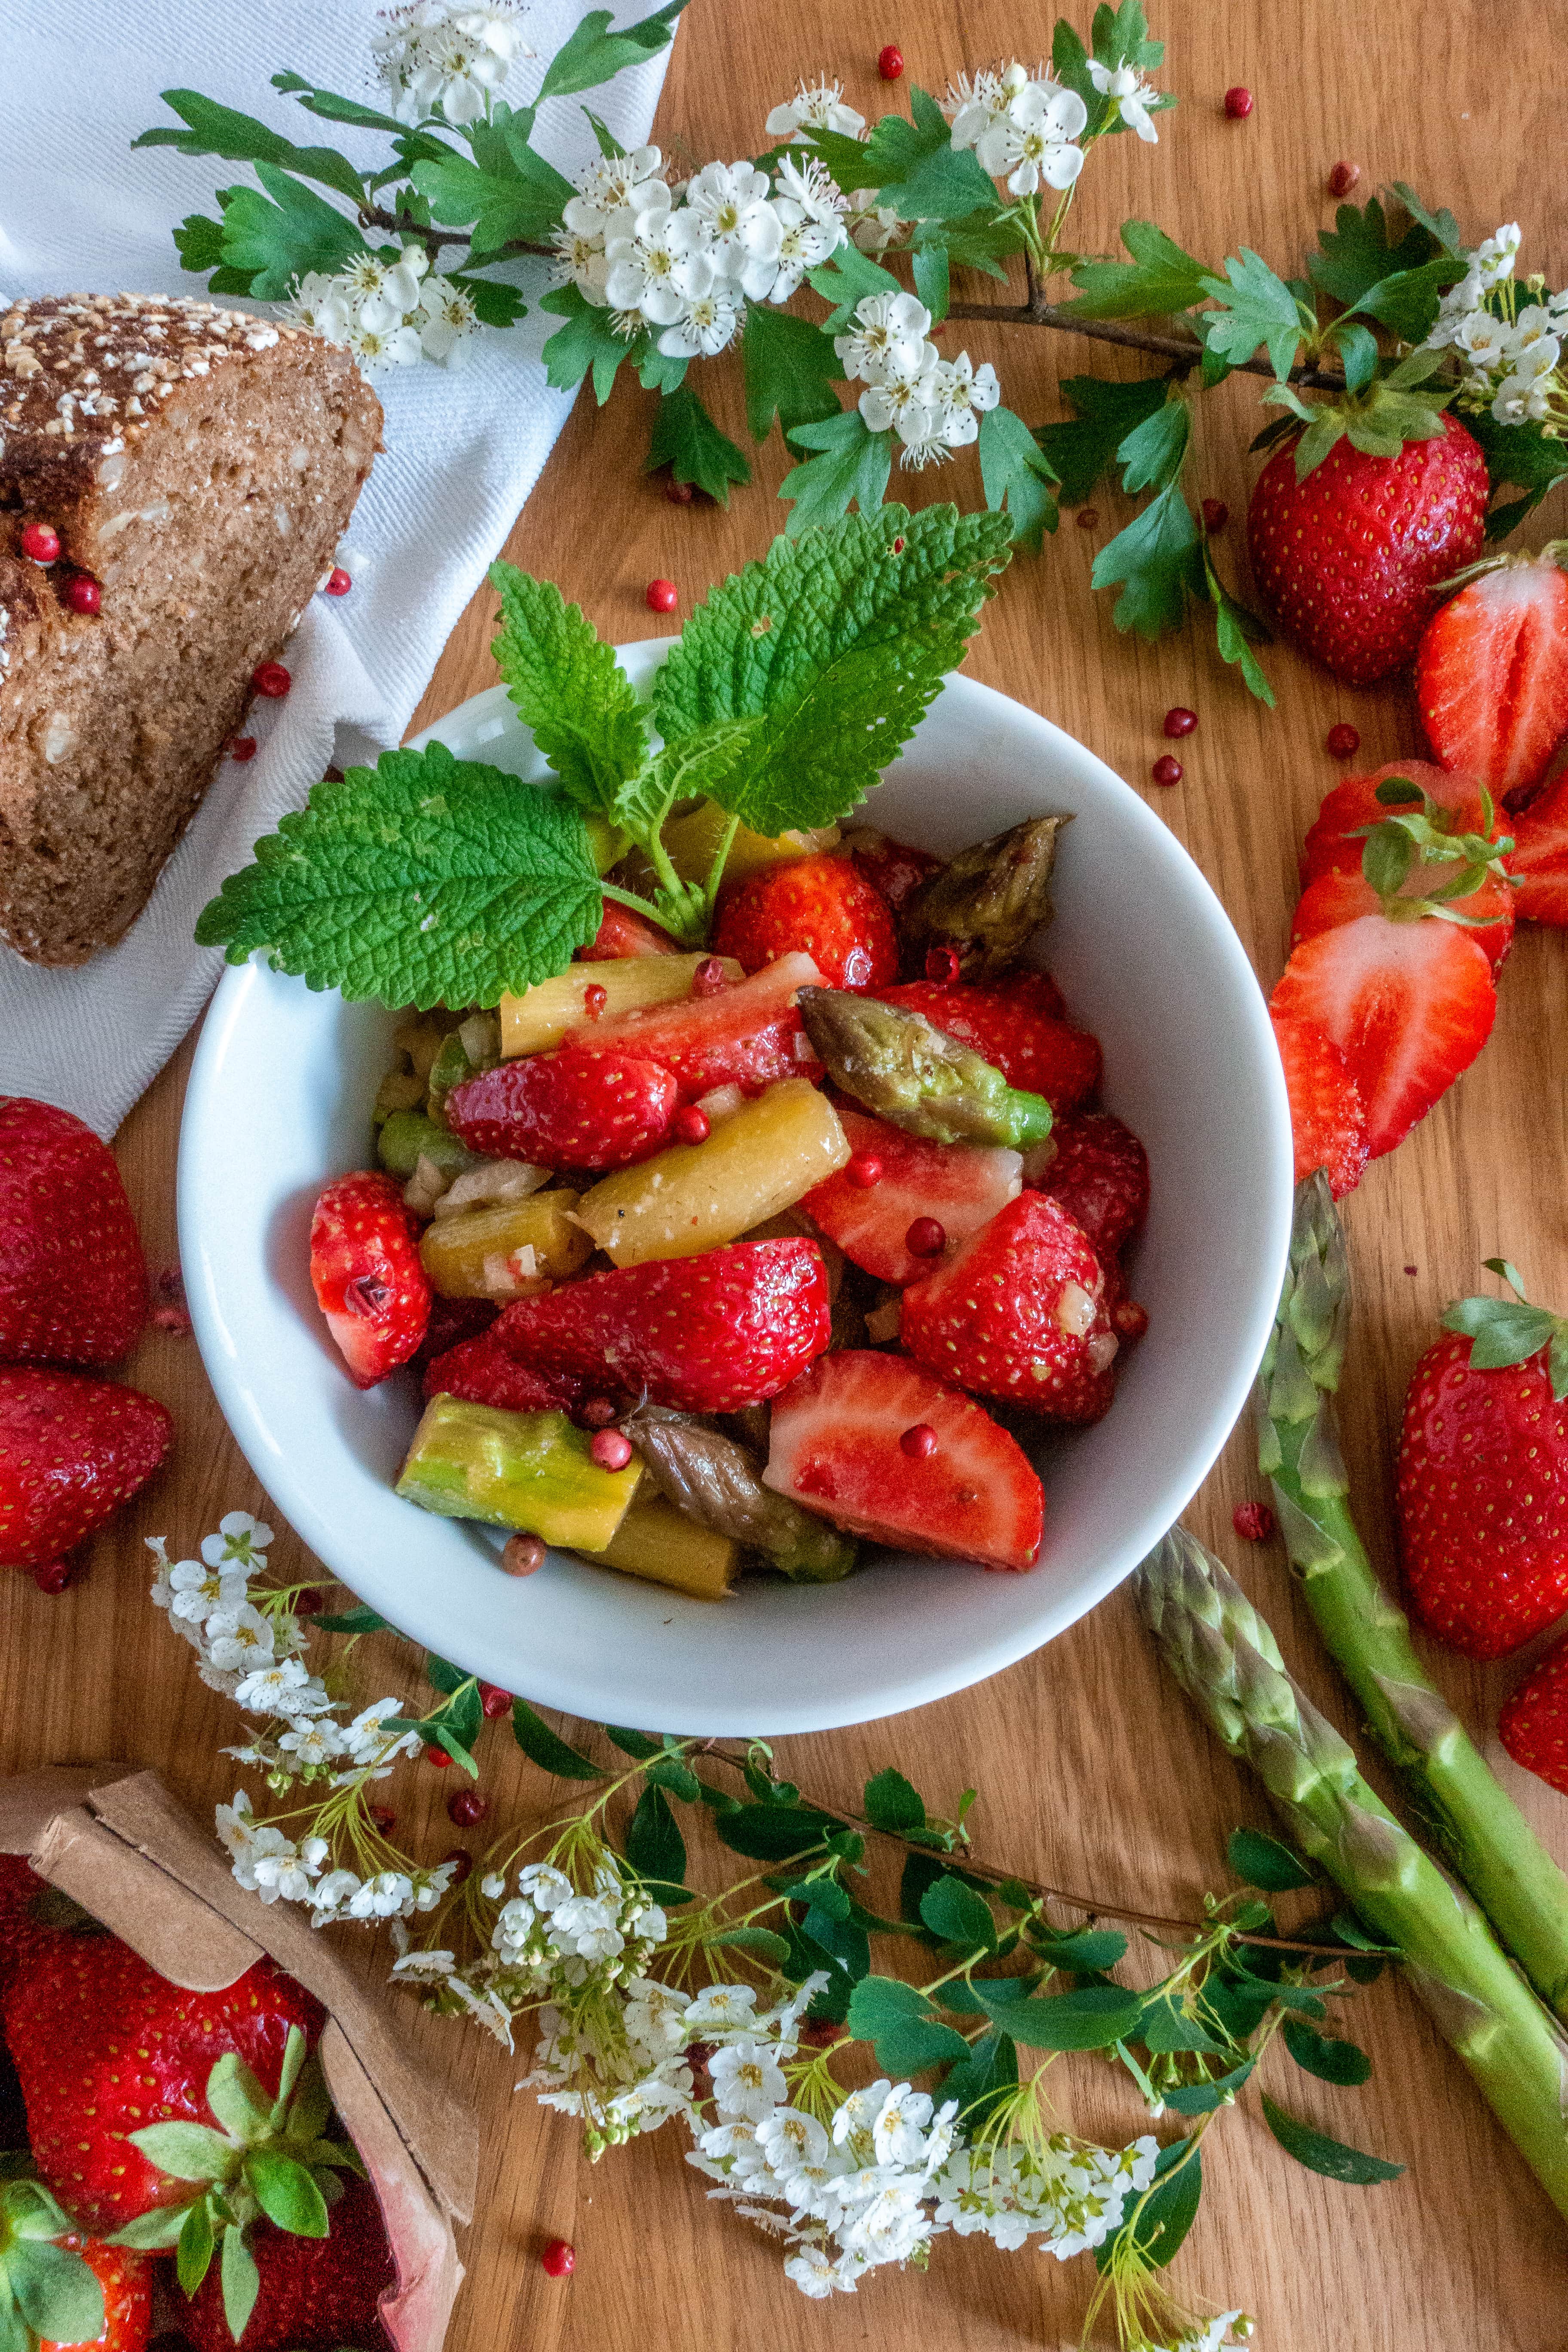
1416, 559, 1568, 802
423, 1326, 573, 1411
1270, 914, 1495, 1158
309, 1171, 432, 1387
764, 1348, 1043, 1572
1299, 761, 1497, 886
1290, 866, 1513, 971
569, 950, 824, 1098
1504, 769, 1568, 925
873, 979, 1100, 1110
578, 903, 683, 959
1270, 1013, 1370, 1198
801, 1104, 1022, 1284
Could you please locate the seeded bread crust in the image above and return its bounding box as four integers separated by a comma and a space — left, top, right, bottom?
0, 293, 382, 965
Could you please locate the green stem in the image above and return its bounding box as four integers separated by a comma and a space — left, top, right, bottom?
1262, 1176, 1568, 2020
701, 812, 741, 922
1137, 1530, 1568, 2223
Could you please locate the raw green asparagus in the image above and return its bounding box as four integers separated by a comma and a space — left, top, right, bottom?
1136, 1528, 1568, 2221
1260, 1174, 1568, 2019
796, 987, 1053, 1148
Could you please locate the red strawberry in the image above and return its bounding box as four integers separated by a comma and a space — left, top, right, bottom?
1270, 1014, 1370, 1200
1396, 1262, 1568, 1658
578, 903, 681, 959
1504, 769, 1568, 925
1247, 411, 1489, 684
875, 980, 1100, 1112
5, 1942, 323, 2232
901, 1192, 1126, 1423
409, 1292, 496, 1376
446, 1049, 677, 1171
801, 1104, 1023, 1285
40, 2237, 151, 2352
843, 828, 944, 916
764, 1349, 1043, 1572
1300, 761, 1498, 885
1416, 557, 1568, 803
309, 1171, 432, 1389
1291, 864, 1514, 971
1269, 916, 1495, 1158
423, 1324, 572, 1412
572, 952, 824, 1098
0, 1853, 50, 1992
713, 854, 900, 989
0, 1369, 172, 1571
1028, 1110, 1149, 1256
1498, 1634, 1568, 1795
493, 1238, 831, 1413
0, 1099, 148, 1367
180, 2173, 394, 2352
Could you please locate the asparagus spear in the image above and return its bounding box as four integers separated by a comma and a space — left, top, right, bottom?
1259, 1174, 1568, 2019
796, 988, 1053, 1148
1136, 1529, 1568, 2220
900, 814, 1068, 978
625, 1406, 858, 1583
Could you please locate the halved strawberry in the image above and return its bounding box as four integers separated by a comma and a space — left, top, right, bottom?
1271, 1013, 1370, 1198
800, 1104, 1023, 1285
874, 979, 1100, 1112
1028, 1109, 1150, 1255
1269, 916, 1495, 1159
578, 903, 681, 959
308, 1171, 432, 1388
713, 854, 900, 989
570, 951, 824, 1098
1300, 762, 1501, 886
1291, 866, 1514, 971
0, 1369, 172, 1571
446, 1049, 677, 1170
763, 1349, 1043, 1572
1416, 557, 1568, 803
1504, 769, 1568, 925
422, 1325, 571, 1412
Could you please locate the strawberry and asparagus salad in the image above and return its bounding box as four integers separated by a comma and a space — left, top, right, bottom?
199, 508, 1148, 1598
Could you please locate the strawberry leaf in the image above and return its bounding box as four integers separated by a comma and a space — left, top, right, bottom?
1442, 1293, 1560, 1370
8, 2242, 105, 2344
176, 2197, 217, 2295
247, 2149, 330, 2238
205, 2053, 276, 2144
220, 2220, 262, 2342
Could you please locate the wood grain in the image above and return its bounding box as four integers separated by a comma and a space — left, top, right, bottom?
6, 2, 1566, 2343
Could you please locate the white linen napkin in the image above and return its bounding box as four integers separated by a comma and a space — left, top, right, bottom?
0, 0, 676, 1136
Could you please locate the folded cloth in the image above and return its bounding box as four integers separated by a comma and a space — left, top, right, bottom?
0, 0, 675, 1136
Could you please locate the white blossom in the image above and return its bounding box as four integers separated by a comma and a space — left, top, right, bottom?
1504, 305, 1560, 379
1476, 222, 1521, 287
344, 1697, 422, 1764
1087, 56, 1162, 141
201, 1510, 274, 1569
765, 77, 865, 142
835, 291, 931, 385
564, 146, 668, 232
604, 207, 714, 327
373, 0, 532, 126
168, 1553, 248, 1625
278, 1715, 350, 1768
204, 1602, 276, 1674
551, 224, 611, 305
710, 2037, 789, 2121
416, 277, 481, 366
946, 66, 1016, 150
685, 162, 782, 286
681, 1983, 759, 2037
659, 286, 742, 358
977, 80, 1087, 193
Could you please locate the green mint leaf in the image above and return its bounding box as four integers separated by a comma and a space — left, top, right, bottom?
1227, 1825, 1315, 1891
625, 1785, 686, 1883
1036, 373, 1170, 506
1199, 249, 1311, 380
176, 2198, 216, 2296
806, 244, 903, 336
535, 0, 687, 101
847, 1976, 971, 2073
1064, 220, 1210, 320
538, 284, 634, 402
977, 405, 1060, 554
215, 163, 367, 299
861, 1767, 927, 1835
128, 2122, 236, 2183
1283, 2018, 1373, 2086
410, 143, 572, 255
1095, 2140, 1202, 2274
984, 1984, 1145, 2049
220, 2221, 262, 2342
489, 562, 647, 815
9, 2241, 105, 2344
653, 505, 1012, 834
644, 383, 752, 505
919, 1872, 996, 1952
194, 742, 602, 1008
204, 2052, 276, 2144
1442, 1295, 1560, 1369
1116, 392, 1191, 493
510, 1697, 603, 1780
742, 306, 845, 446
1259, 2093, 1403, 2183
854, 84, 996, 220
1346, 255, 1468, 342
777, 410, 891, 533
133, 89, 366, 204
1389, 181, 1464, 257
613, 720, 760, 845
1204, 547, 1276, 704
1308, 196, 1442, 307
912, 206, 1029, 283
1091, 483, 1204, 636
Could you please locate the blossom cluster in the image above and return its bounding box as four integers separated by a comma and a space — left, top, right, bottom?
1424, 224, 1568, 428
279, 247, 481, 372
371, 0, 533, 127
837, 291, 999, 469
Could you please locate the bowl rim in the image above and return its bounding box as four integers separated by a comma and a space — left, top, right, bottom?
179, 643, 1294, 1733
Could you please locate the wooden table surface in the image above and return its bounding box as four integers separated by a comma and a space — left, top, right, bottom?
7, 2, 1566, 2344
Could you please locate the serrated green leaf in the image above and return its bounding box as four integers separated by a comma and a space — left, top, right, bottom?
1470, 410, 1568, 518
1348, 256, 1468, 342
510, 1698, 604, 1780
613, 719, 761, 852
1308, 197, 1441, 307
445, 270, 529, 328
644, 383, 752, 505
489, 563, 646, 817
777, 408, 892, 533
911, 239, 949, 321
913, 206, 1029, 282
247, 2150, 330, 2238
134, 90, 366, 203
194, 742, 602, 1009
221, 2220, 262, 2341
410, 141, 573, 255
977, 405, 1060, 553
1227, 1825, 1316, 1892
1036, 373, 1170, 506
851, 84, 997, 220
1116, 395, 1191, 494
537, 283, 636, 401
625, 1785, 686, 1884
1260, 2093, 1403, 2182
847, 1976, 971, 2073
1205, 550, 1277, 705
9, 2241, 105, 2344
129, 2122, 235, 2183
173, 213, 231, 276
742, 306, 845, 447
1200, 248, 1311, 379
1091, 482, 1204, 637
271, 71, 451, 147
1283, 2017, 1373, 2085
919, 1873, 996, 1952
1096, 2139, 1202, 2273
214, 163, 368, 299
1064, 219, 1210, 320
806, 244, 903, 336
1389, 182, 1464, 257
861, 1767, 927, 1835
535, 0, 687, 101
653, 505, 1011, 835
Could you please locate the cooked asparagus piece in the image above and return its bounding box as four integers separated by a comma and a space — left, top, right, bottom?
796, 988, 1052, 1149
397, 1396, 640, 1550
901, 815, 1068, 978
627, 1404, 858, 1583
588, 1491, 738, 1599
1136, 1528, 1568, 2223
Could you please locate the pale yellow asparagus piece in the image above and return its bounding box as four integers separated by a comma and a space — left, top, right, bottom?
499, 954, 744, 1057
584, 1491, 738, 1599
662, 802, 840, 885
419, 1191, 592, 1301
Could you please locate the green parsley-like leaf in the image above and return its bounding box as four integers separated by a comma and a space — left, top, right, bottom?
653, 505, 1012, 835
1092, 0, 1164, 72
1389, 181, 1464, 257
215, 163, 368, 299
174, 213, 230, 276
1091, 482, 1204, 637
854, 84, 998, 220
1035, 373, 1170, 505
742, 306, 845, 446
778, 409, 892, 533
511, 1697, 604, 1780
1115, 393, 1191, 493
1204, 545, 1277, 704
489, 562, 647, 815
133, 89, 366, 204
534, 0, 688, 102
1283, 2018, 1373, 2086
977, 404, 1060, 553
194, 742, 602, 1009
1064, 220, 1210, 320
410, 141, 573, 256
1199, 248, 1312, 380
1227, 1825, 1315, 1892
1095, 2140, 1202, 2274
1259, 2093, 1403, 2183
807, 243, 903, 335
644, 383, 752, 504
914, 206, 1028, 283
538, 284, 634, 401
847, 1976, 971, 2073
1308, 196, 1442, 307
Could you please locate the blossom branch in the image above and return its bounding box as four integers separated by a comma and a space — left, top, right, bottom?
941, 297, 1348, 389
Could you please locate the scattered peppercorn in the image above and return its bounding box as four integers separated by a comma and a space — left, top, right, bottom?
448, 1788, 490, 1828
1326, 721, 1360, 759
425, 1743, 452, 1769
646, 578, 678, 613
846, 1152, 884, 1189
20, 522, 59, 564
1151, 756, 1184, 787
673, 1104, 711, 1145
906, 1217, 946, 1259
479, 1681, 513, 1719
1232, 1501, 1276, 1542
900, 1423, 938, 1459
1201, 498, 1228, 533
251, 660, 291, 698
878, 43, 904, 78
503, 1534, 547, 1576
590, 1428, 635, 1472
664, 476, 695, 504
1327, 160, 1361, 197
1164, 707, 1198, 738
229, 737, 257, 763
1224, 85, 1253, 118
1076, 506, 1099, 529
65, 576, 101, 615
542, 2239, 575, 2279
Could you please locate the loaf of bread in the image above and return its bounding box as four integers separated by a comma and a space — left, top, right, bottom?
0, 294, 382, 965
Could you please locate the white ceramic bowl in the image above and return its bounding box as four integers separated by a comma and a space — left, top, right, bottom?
179, 644, 1293, 1735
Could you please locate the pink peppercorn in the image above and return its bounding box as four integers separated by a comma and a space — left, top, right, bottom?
1224, 86, 1253, 118
646, 578, 678, 613
1151, 756, 1183, 787
1164, 707, 1198, 738
906, 1217, 946, 1259
900, 1423, 937, 1460
590, 1428, 634, 1472
1326, 722, 1360, 759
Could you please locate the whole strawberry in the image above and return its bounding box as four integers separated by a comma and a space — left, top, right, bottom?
1397, 1258, 1568, 1658
1247, 409, 1488, 685
180, 2173, 395, 2352
1498, 1633, 1568, 1795
0, 1368, 172, 1571
446, 1047, 677, 1170
0, 1098, 148, 1366
713, 853, 900, 989
309, 1170, 431, 1389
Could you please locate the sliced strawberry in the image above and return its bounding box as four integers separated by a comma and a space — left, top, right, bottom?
713, 854, 900, 989
570, 951, 824, 1098
309, 1171, 432, 1388
763, 1349, 1043, 1572
422, 1325, 572, 1412
1504, 769, 1568, 925
1300, 761, 1500, 886
843, 828, 944, 916
1416, 557, 1568, 802
493, 1238, 831, 1413
1498, 1635, 1568, 1794
801, 1104, 1023, 1285
1270, 915, 1495, 1158
901, 1192, 1126, 1423
578, 903, 682, 959
0, 1098, 148, 1368
0, 1368, 172, 1571
874, 980, 1100, 1112
446, 1049, 677, 1171
1271, 1013, 1370, 1198
1028, 1110, 1150, 1255
1291, 866, 1514, 971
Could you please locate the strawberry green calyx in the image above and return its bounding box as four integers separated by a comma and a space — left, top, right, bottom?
1259, 1175, 1568, 2021
0, 2168, 107, 2349
1442, 1257, 1568, 1401
796, 987, 1054, 1149
1262, 346, 1455, 483
1351, 775, 1514, 927
108, 2026, 364, 2343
